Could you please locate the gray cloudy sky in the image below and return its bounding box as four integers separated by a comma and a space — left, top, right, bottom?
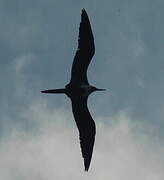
0, 0, 164, 179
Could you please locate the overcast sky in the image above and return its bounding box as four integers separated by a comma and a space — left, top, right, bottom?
0, 0, 164, 179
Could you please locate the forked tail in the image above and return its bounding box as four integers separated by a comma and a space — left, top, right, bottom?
41, 88, 66, 94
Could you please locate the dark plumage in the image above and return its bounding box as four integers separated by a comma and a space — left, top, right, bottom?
70, 9, 95, 85
42, 9, 105, 171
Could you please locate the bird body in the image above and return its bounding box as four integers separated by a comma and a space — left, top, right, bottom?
42, 9, 105, 171
65, 83, 98, 98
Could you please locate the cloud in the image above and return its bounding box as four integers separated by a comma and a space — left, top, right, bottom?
0, 102, 163, 180
1, 0, 164, 179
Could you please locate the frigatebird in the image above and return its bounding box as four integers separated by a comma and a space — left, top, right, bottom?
42, 9, 105, 171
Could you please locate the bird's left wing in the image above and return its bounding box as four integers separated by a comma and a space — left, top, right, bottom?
71, 96, 96, 171
70, 9, 95, 85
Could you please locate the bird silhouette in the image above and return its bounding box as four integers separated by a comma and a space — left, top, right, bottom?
42, 9, 105, 171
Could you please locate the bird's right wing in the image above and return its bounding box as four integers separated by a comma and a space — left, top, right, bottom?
70, 9, 95, 85
71, 96, 96, 171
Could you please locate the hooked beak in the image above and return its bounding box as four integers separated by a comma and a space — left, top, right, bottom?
95, 88, 106, 91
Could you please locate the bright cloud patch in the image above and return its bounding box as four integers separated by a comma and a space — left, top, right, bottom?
0, 103, 163, 180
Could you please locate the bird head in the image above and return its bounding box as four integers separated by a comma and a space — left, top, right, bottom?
91, 86, 106, 92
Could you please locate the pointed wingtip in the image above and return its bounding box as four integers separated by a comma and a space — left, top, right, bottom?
84, 167, 89, 172
84, 158, 91, 172
81, 8, 90, 24
81, 8, 87, 16
82, 8, 86, 12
